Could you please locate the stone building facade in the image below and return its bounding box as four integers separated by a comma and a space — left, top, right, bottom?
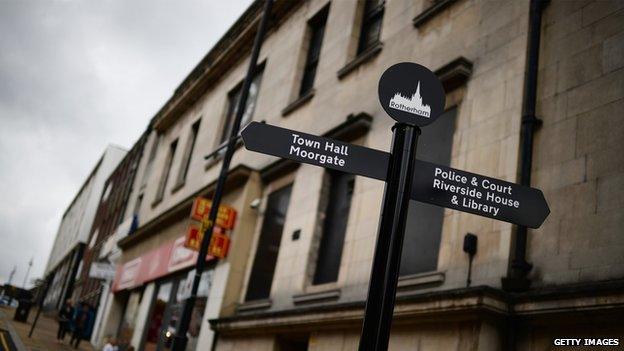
94, 0, 623, 350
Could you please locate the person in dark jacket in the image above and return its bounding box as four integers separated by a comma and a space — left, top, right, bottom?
56, 299, 73, 343
70, 303, 90, 349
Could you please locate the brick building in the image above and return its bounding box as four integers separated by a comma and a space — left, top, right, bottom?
70, 125, 151, 344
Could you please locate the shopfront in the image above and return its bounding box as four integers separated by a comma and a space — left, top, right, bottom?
112, 235, 214, 351
142, 270, 211, 351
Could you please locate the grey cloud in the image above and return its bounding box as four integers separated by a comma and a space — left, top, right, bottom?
0, 0, 252, 287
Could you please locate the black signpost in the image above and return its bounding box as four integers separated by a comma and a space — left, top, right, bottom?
240, 62, 550, 351
171, 0, 274, 350
357, 62, 447, 351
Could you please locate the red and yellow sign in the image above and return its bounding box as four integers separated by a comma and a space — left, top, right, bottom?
184, 224, 226, 251
190, 197, 237, 230
112, 235, 214, 292
207, 232, 230, 258
184, 224, 202, 251
184, 197, 236, 257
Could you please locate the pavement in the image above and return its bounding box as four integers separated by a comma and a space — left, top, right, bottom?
0, 328, 17, 351
0, 306, 95, 351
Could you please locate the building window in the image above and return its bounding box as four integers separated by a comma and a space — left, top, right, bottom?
117, 289, 143, 350
277, 335, 309, 351
312, 171, 355, 285
245, 184, 293, 301
154, 139, 177, 204
143, 280, 175, 350
175, 119, 201, 187
142, 134, 161, 189
357, 0, 384, 55
299, 6, 329, 97
133, 194, 143, 216
400, 107, 457, 276
219, 66, 265, 145
102, 182, 112, 202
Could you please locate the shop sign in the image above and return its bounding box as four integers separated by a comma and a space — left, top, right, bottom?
168, 236, 198, 272
207, 233, 230, 258
114, 258, 141, 291
88, 262, 116, 280
184, 224, 202, 251
190, 197, 237, 229
112, 235, 214, 292
185, 197, 236, 255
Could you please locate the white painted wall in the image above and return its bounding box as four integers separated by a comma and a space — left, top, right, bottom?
131, 282, 155, 349
45, 145, 127, 274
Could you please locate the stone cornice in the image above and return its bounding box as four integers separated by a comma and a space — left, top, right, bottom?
211, 280, 624, 335
152, 0, 304, 133
117, 165, 253, 250
210, 286, 508, 335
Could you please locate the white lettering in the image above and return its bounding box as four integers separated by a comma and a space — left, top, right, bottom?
461, 197, 500, 216
481, 179, 512, 195
289, 145, 346, 167
434, 167, 467, 184
485, 192, 520, 208
292, 133, 321, 149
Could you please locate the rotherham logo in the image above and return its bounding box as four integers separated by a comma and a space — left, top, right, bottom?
388, 81, 431, 118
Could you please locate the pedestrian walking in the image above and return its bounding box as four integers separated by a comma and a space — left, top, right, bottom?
56, 299, 73, 343
70, 303, 90, 349
102, 336, 118, 351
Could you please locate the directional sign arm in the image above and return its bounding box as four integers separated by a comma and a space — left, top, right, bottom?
410, 159, 550, 228
242, 123, 550, 228
241, 122, 390, 180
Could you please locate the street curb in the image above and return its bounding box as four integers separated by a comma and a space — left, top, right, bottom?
0, 310, 28, 351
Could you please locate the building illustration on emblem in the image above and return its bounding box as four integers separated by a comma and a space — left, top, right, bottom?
389, 81, 431, 118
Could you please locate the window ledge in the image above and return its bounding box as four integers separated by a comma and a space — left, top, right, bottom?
292, 288, 341, 305
171, 180, 185, 194
204, 138, 244, 171
434, 56, 473, 92
151, 197, 163, 208
281, 89, 315, 117
204, 154, 222, 170
337, 41, 383, 80
413, 0, 458, 28
237, 299, 272, 313
397, 271, 445, 293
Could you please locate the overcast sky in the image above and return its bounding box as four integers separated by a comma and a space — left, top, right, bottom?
0, 0, 252, 288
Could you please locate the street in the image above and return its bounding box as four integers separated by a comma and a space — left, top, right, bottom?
0, 306, 95, 351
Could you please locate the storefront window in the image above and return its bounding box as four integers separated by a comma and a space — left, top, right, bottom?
142, 270, 212, 351
182, 271, 211, 351
144, 281, 174, 351
118, 289, 143, 349
162, 285, 183, 350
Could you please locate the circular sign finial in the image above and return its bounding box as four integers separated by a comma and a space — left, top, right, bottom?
378, 62, 446, 127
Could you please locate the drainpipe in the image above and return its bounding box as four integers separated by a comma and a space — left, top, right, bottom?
502, 1, 548, 349
502, 0, 548, 293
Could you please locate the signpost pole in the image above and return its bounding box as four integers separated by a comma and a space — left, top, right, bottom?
28, 273, 53, 338
171, 1, 273, 350
358, 123, 420, 351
